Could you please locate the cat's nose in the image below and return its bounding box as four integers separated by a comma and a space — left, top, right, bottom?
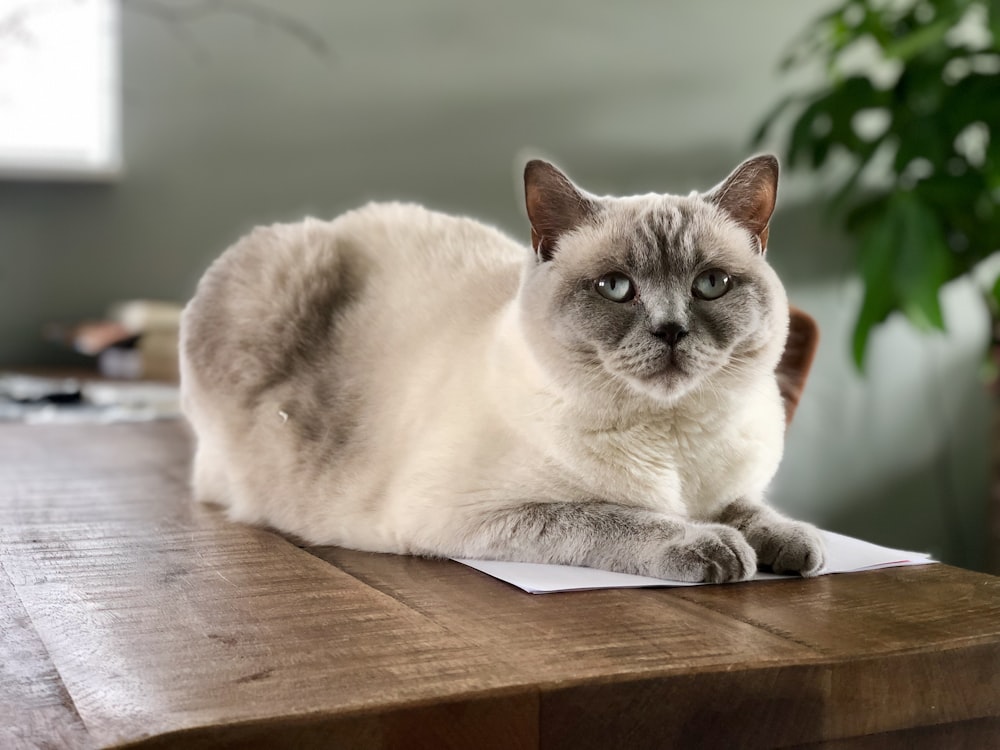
651, 322, 689, 346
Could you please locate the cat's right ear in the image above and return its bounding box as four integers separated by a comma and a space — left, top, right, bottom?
524, 160, 595, 261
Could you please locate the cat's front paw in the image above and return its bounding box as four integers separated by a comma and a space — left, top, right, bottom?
752, 521, 826, 577
654, 524, 756, 583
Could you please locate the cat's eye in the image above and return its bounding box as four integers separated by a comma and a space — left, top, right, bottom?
692, 269, 732, 300
595, 273, 635, 302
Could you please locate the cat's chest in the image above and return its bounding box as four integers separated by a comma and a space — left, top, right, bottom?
580, 392, 784, 516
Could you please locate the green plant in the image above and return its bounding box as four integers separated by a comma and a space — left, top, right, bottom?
756, 0, 1000, 366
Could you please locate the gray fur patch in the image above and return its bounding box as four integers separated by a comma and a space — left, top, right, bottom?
461, 501, 757, 583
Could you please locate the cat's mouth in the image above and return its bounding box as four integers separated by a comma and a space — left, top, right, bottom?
599, 342, 712, 401
652, 344, 693, 375
665, 347, 686, 370
616, 351, 699, 400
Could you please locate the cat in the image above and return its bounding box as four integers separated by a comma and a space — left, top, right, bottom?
179, 154, 826, 583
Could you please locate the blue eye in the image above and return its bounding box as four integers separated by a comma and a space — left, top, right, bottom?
596, 273, 635, 302
692, 269, 732, 300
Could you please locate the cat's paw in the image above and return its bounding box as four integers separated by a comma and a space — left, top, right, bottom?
752, 521, 826, 577
654, 524, 757, 583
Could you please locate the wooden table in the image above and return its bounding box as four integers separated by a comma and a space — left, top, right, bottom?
2, 420, 999, 749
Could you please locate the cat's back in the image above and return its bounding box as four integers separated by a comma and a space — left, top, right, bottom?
189, 201, 522, 315
325, 201, 527, 276
182, 201, 525, 398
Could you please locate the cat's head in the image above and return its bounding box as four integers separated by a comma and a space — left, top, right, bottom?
519, 155, 789, 407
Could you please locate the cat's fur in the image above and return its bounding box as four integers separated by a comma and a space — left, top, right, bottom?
180, 155, 826, 583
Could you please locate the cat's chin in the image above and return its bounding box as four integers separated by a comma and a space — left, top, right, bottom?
621, 368, 703, 406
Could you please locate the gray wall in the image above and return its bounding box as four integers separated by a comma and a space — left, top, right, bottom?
0, 0, 990, 569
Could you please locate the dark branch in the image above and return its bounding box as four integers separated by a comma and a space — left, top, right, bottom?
123, 0, 332, 60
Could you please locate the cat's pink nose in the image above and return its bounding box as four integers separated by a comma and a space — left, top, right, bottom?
651, 322, 688, 346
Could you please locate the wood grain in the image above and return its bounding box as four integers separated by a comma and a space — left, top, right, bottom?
312, 546, 812, 678
0, 422, 193, 527
0, 521, 532, 748
0, 562, 94, 750
1, 420, 999, 748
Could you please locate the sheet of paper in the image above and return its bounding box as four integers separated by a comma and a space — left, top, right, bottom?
455, 530, 936, 594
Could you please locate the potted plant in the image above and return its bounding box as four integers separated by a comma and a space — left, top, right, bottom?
756, 0, 999, 569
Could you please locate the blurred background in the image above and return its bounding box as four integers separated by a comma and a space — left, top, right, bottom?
0, 0, 994, 571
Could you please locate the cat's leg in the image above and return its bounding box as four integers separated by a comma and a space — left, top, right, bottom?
455, 501, 757, 583
190, 437, 231, 508
715, 498, 826, 577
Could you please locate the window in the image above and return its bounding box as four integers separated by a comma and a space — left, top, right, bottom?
0, 0, 121, 180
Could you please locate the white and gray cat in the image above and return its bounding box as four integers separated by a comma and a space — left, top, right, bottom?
180, 155, 826, 583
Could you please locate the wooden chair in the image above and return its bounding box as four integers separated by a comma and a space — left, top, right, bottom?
778, 306, 820, 427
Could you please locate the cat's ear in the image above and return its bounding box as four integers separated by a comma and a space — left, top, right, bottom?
705, 155, 778, 253
524, 160, 595, 261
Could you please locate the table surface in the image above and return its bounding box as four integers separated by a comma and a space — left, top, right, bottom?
2, 420, 999, 750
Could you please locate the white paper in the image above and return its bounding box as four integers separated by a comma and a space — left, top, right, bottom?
455, 530, 936, 594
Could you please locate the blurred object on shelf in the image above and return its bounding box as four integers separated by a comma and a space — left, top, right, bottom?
45, 300, 183, 382
109, 300, 184, 334
45, 320, 134, 356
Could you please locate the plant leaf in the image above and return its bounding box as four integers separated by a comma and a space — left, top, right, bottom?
851, 191, 953, 367
891, 192, 951, 332
852, 197, 897, 367
883, 17, 951, 61
991, 273, 1000, 318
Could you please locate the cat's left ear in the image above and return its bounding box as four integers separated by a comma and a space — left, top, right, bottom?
524, 160, 595, 261
705, 155, 778, 253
